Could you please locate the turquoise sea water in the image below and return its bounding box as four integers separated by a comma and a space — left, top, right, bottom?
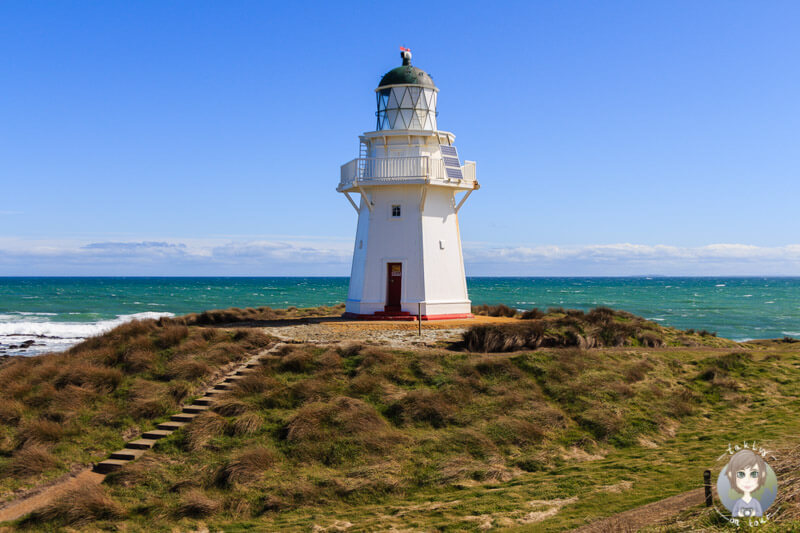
1, 277, 799, 355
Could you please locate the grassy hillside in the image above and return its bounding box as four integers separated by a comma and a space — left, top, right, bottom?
4, 308, 800, 531
0, 318, 275, 499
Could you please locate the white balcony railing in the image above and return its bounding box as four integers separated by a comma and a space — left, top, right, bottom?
339, 156, 476, 189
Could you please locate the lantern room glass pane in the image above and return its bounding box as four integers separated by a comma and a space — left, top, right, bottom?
400, 109, 413, 129
408, 86, 421, 106
378, 90, 390, 111
388, 89, 400, 109
400, 89, 413, 109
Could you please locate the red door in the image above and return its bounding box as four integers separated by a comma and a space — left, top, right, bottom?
386, 263, 402, 312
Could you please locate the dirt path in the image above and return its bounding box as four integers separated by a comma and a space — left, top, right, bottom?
0, 469, 105, 525
573, 488, 706, 532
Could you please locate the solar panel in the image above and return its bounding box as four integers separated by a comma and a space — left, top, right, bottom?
439, 145, 463, 179
440, 145, 458, 158
445, 167, 463, 180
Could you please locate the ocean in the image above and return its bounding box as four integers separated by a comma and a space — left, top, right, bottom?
1, 277, 799, 356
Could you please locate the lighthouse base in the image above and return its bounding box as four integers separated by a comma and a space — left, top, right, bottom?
343, 311, 474, 321
343, 299, 473, 321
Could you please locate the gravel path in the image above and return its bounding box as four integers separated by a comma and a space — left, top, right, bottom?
267, 322, 467, 348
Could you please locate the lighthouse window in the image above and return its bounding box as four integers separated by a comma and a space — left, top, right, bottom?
391, 205, 401, 217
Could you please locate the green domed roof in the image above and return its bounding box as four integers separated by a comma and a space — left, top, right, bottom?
378, 51, 436, 89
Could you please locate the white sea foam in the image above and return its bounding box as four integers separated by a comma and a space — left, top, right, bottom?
0, 312, 174, 356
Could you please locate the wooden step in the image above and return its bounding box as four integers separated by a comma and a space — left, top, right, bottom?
94, 459, 128, 474
193, 396, 216, 406
157, 421, 186, 431
204, 388, 225, 395
110, 448, 146, 461
171, 413, 198, 422
235, 368, 255, 375
223, 375, 245, 383
142, 429, 173, 440
213, 383, 233, 390
183, 405, 209, 414
125, 438, 158, 450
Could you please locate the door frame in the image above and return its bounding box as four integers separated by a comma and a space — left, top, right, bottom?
385, 261, 403, 312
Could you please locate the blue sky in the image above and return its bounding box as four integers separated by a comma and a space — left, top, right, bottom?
2, 1, 799, 275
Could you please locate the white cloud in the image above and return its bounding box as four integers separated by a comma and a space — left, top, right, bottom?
0, 238, 798, 275
464, 243, 800, 276
0, 238, 352, 275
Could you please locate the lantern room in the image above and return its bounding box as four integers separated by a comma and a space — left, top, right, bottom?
375, 49, 438, 131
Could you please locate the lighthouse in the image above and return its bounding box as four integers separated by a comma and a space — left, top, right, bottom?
338, 49, 479, 320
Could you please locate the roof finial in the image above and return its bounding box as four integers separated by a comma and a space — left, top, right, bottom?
400, 46, 412, 66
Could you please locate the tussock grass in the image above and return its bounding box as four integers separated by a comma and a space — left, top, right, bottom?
386, 389, 457, 428
104, 455, 167, 488
4, 443, 59, 478
0, 399, 24, 425
14, 305, 800, 531
213, 447, 277, 487
0, 312, 277, 496
175, 303, 346, 326
175, 489, 220, 518
284, 396, 395, 464
185, 412, 228, 451
212, 397, 252, 417
165, 357, 212, 381
462, 307, 701, 352
471, 304, 517, 317
231, 372, 273, 396
23, 482, 123, 526
16, 419, 64, 445
85, 328, 768, 529
229, 412, 263, 436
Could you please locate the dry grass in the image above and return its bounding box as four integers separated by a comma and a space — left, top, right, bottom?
463, 307, 672, 352
232, 372, 273, 395
386, 389, 457, 428
177, 303, 346, 326
104, 455, 168, 488
284, 396, 396, 464
213, 447, 277, 487
129, 379, 175, 419
0, 399, 24, 425
16, 419, 64, 445
185, 412, 228, 451
24, 481, 123, 526
4, 443, 59, 478
175, 489, 220, 518
520, 308, 545, 319
53, 362, 123, 393
230, 412, 263, 436
212, 397, 252, 416
165, 357, 212, 381
154, 323, 189, 348
485, 417, 546, 446
279, 349, 315, 373
472, 304, 518, 317
0, 311, 278, 499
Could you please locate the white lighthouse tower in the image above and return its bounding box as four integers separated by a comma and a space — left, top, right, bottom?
338, 49, 479, 320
